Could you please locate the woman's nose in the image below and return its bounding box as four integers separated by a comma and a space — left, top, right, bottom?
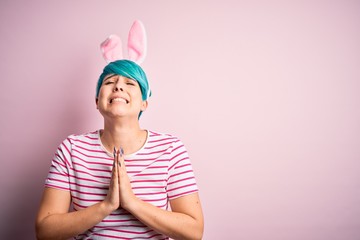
113, 83, 124, 92
114, 87, 124, 92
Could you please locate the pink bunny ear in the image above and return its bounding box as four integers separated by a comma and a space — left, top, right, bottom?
128, 20, 147, 64
100, 35, 123, 63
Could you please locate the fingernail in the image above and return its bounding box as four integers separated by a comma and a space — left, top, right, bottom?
120, 147, 124, 156
118, 148, 122, 167
116, 148, 121, 166
119, 147, 123, 157
113, 147, 116, 158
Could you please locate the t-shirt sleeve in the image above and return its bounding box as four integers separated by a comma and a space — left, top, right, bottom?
45, 137, 72, 191
167, 138, 199, 200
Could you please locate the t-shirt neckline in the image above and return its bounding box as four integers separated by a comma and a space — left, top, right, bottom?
97, 129, 149, 158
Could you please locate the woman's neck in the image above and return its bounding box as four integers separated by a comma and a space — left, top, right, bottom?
100, 118, 147, 155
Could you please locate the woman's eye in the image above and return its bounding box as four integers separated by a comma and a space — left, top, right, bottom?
104, 81, 114, 85
126, 82, 135, 86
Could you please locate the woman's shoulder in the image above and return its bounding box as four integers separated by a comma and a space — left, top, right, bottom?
147, 130, 180, 141
146, 130, 184, 147
63, 130, 100, 145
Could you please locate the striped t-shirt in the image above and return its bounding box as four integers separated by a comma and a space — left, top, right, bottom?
45, 130, 199, 239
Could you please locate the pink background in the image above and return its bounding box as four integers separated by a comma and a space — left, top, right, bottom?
1, 1, 360, 239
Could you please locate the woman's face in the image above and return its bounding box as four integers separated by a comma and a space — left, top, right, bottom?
96, 74, 147, 119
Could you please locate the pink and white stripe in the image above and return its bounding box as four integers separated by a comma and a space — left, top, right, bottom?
45, 130, 198, 239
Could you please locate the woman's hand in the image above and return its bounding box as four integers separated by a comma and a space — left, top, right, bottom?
103, 149, 121, 212
117, 148, 137, 210
101, 148, 204, 239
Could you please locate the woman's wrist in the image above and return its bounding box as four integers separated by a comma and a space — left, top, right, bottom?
100, 200, 117, 216
122, 195, 140, 213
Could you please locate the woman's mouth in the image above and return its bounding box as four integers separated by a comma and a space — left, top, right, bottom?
109, 97, 129, 104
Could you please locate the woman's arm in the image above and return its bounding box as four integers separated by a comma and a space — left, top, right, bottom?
118, 155, 204, 240
36, 160, 121, 240
35, 188, 111, 240
125, 193, 204, 240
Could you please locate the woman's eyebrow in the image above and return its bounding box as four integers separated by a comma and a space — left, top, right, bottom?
103, 74, 117, 82
127, 78, 137, 83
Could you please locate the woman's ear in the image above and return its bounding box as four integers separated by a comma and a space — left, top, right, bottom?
95, 98, 99, 109
140, 100, 148, 112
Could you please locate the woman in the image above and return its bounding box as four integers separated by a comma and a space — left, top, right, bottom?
35, 22, 203, 239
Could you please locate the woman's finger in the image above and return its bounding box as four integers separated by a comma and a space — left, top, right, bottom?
103, 147, 120, 210
118, 147, 126, 170
117, 148, 121, 167
116, 147, 136, 208
114, 148, 121, 188
112, 147, 118, 179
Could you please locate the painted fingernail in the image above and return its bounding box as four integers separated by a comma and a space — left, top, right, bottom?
113, 147, 116, 158
116, 149, 121, 166
118, 148, 122, 167
120, 147, 124, 156
118, 147, 122, 157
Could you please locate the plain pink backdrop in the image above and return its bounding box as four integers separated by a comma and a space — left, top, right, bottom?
1, 0, 360, 239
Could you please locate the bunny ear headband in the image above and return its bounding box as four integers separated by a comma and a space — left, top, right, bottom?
96, 20, 151, 102
100, 20, 147, 64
